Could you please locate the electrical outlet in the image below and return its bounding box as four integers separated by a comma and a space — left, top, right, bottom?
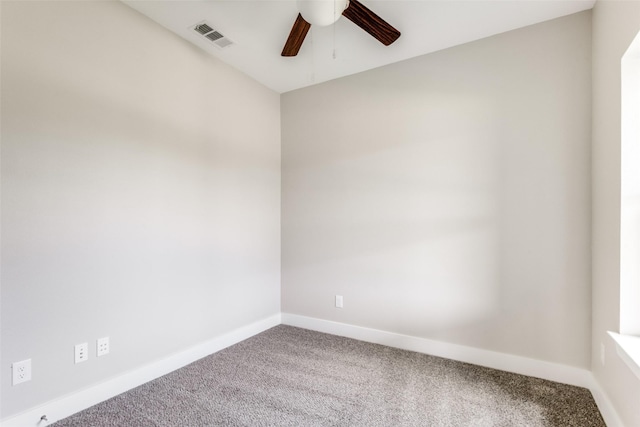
12, 359, 31, 385
97, 337, 109, 357
601, 342, 606, 366
335, 295, 344, 308
75, 343, 88, 364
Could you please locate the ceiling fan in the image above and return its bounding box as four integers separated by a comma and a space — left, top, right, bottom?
281, 0, 401, 57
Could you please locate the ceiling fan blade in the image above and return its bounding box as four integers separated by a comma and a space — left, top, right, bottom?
342, 0, 400, 46
281, 13, 311, 57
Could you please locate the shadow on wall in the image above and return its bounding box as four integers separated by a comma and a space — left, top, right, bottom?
284, 88, 501, 315
282, 45, 591, 364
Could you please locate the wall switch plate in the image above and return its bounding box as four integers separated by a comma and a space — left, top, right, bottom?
97, 337, 109, 357
12, 359, 32, 385
75, 343, 89, 363
335, 295, 344, 308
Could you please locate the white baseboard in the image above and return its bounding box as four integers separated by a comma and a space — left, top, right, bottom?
282, 313, 592, 386
586, 375, 625, 427
0, 314, 281, 427
3, 313, 624, 427
282, 313, 623, 427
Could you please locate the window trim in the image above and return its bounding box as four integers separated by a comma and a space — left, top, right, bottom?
609, 332, 640, 380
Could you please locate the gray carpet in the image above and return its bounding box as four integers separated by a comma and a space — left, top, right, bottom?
52, 325, 606, 426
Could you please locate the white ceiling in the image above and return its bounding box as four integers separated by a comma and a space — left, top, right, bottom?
122, 0, 595, 93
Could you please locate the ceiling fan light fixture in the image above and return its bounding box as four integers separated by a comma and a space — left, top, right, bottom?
282, 0, 400, 57
296, 0, 348, 27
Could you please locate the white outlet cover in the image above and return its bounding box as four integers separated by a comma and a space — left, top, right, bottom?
97, 337, 109, 357
335, 295, 344, 308
75, 343, 89, 364
12, 359, 32, 385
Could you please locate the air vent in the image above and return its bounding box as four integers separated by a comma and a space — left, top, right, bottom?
192, 21, 234, 49
194, 23, 214, 35
205, 31, 223, 42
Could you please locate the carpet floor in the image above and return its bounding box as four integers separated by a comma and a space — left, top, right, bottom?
52, 325, 606, 426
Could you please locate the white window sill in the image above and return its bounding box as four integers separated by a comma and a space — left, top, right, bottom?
608, 331, 640, 381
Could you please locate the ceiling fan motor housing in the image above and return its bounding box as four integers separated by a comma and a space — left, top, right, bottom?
297, 0, 349, 26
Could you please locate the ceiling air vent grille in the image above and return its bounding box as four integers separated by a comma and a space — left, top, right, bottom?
205, 31, 224, 42
192, 21, 234, 49
194, 23, 214, 35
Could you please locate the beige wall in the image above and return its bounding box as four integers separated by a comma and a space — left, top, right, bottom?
0, 1, 280, 418
282, 11, 592, 368
591, 1, 640, 426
